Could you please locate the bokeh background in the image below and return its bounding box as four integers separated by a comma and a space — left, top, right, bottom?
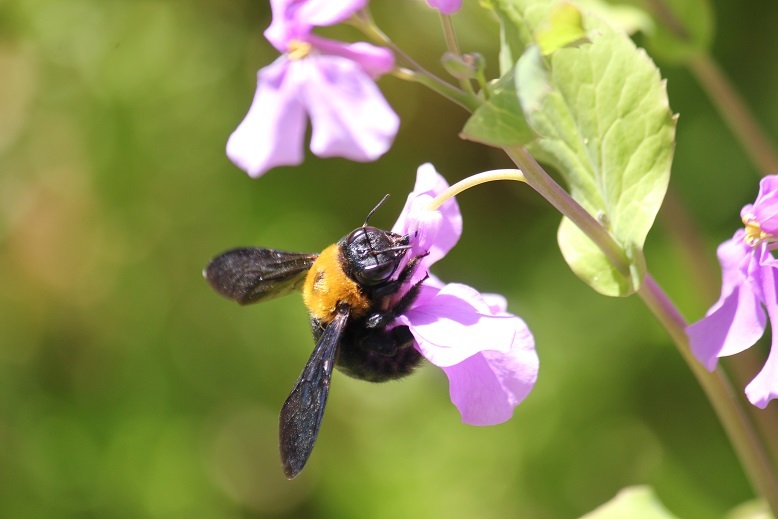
2, 0, 778, 517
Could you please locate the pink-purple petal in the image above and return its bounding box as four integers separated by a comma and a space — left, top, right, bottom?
425, 0, 463, 15
687, 233, 767, 368
307, 37, 395, 78
393, 163, 462, 266
295, 0, 367, 27
686, 284, 766, 370
752, 176, 778, 234
742, 245, 778, 407
443, 333, 538, 426
745, 339, 778, 408
265, 0, 367, 50
400, 283, 520, 367
300, 55, 399, 161
226, 58, 307, 177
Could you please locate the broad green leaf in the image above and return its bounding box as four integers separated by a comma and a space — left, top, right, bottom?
480, 0, 550, 75
575, 0, 653, 36
535, 2, 588, 55
640, 0, 714, 64
580, 487, 679, 519
461, 73, 536, 147
516, 23, 675, 296
726, 500, 772, 519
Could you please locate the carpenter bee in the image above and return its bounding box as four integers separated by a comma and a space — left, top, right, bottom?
204, 196, 426, 479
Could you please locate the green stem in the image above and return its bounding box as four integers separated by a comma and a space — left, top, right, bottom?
395, 69, 480, 112
421, 148, 778, 513
504, 144, 778, 515
638, 275, 778, 515
503, 146, 632, 278
351, 10, 480, 113
438, 14, 476, 95
688, 52, 778, 173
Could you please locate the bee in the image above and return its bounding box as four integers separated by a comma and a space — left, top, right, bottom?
203, 196, 426, 479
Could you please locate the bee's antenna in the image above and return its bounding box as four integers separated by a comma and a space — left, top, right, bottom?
363, 194, 390, 227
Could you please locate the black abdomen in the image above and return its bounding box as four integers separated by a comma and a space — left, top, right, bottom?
310, 318, 423, 383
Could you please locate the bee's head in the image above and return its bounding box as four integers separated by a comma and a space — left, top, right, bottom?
340, 226, 410, 286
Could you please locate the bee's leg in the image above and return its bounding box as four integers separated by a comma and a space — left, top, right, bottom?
370, 252, 428, 300
364, 272, 428, 331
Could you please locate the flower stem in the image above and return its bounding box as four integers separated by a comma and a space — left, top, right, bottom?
688, 52, 778, 173
438, 14, 476, 96
427, 169, 525, 211
351, 10, 480, 112
643, 0, 778, 173
420, 149, 778, 512
504, 144, 778, 514
503, 146, 632, 278
638, 275, 778, 515
397, 69, 480, 112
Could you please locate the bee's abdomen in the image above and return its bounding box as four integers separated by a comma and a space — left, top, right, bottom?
335, 325, 423, 383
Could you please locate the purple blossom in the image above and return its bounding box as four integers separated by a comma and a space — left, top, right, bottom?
227, 0, 399, 178
424, 0, 462, 15
392, 164, 539, 425
687, 176, 778, 408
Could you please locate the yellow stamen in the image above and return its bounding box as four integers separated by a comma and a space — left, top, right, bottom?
742, 215, 773, 247
287, 40, 312, 60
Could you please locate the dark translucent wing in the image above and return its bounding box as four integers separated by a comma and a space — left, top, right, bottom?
279, 306, 349, 479
204, 248, 318, 305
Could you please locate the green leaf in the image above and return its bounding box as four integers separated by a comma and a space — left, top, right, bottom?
580, 487, 679, 519
574, 0, 653, 36
535, 2, 588, 55
480, 0, 550, 75
516, 24, 675, 296
641, 0, 714, 64
461, 73, 536, 147
725, 500, 772, 519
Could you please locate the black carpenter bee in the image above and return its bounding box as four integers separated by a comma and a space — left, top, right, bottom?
204, 197, 426, 479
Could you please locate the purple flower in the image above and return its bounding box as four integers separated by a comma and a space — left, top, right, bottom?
227, 0, 399, 178
392, 164, 539, 425
687, 176, 778, 408
424, 0, 462, 15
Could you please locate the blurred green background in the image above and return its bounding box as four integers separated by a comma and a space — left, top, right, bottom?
2, 0, 778, 517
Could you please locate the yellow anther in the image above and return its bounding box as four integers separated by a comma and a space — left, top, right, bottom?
743, 215, 773, 247
287, 40, 312, 60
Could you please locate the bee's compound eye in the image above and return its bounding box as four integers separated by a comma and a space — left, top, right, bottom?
343, 227, 407, 286
354, 261, 396, 286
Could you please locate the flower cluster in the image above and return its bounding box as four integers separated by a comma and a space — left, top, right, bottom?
227, 0, 399, 177
391, 164, 538, 425
687, 176, 778, 408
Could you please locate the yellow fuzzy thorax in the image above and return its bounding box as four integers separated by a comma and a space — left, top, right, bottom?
302, 244, 371, 322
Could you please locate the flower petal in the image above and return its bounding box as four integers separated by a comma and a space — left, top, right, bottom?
295, 0, 367, 27
743, 245, 778, 408
265, 0, 367, 50
686, 233, 766, 369
687, 284, 765, 370
300, 54, 399, 162
425, 0, 462, 15
745, 332, 778, 408
226, 58, 306, 178
399, 283, 522, 367
308, 36, 394, 78
442, 332, 538, 426
393, 163, 462, 266
751, 175, 778, 235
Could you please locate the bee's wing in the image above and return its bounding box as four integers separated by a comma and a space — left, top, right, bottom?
204, 248, 318, 305
279, 306, 349, 479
